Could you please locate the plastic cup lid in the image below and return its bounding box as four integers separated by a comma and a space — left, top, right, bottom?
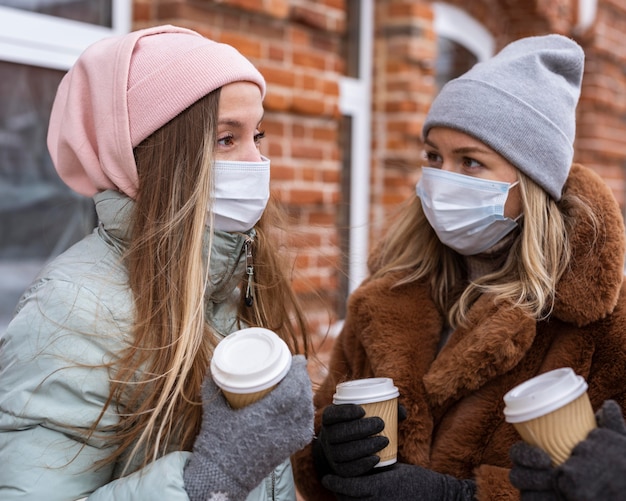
210, 327, 292, 394
333, 377, 399, 405
503, 367, 588, 423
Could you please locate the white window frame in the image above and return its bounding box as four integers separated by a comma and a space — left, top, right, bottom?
0, 1, 131, 70
575, 0, 597, 34
338, 0, 373, 294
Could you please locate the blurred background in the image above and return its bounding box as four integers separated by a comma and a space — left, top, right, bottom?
1, 0, 625, 383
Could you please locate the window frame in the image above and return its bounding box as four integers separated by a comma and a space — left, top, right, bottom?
0, 1, 131, 70
338, 0, 373, 296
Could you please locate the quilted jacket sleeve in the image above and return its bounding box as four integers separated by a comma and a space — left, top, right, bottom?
0, 278, 193, 501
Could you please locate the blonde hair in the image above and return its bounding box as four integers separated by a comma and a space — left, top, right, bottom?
370, 170, 598, 328
93, 89, 309, 470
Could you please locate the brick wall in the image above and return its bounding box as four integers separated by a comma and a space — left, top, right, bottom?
370, 1, 436, 243
575, 0, 626, 207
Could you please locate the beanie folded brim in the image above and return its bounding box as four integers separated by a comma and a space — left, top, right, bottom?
423, 79, 573, 200
422, 34, 584, 201
128, 37, 266, 147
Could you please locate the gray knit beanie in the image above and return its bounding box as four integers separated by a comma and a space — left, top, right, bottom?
422, 34, 584, 200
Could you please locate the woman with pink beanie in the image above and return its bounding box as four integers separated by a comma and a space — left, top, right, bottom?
0, 25, 314, 501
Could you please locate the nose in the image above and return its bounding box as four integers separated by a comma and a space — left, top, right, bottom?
439, 158, 461, 174
240, 139, 263, 162
440, 161, 454, 173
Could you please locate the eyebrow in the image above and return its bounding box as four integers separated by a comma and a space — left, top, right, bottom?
218, 114, 265, 129
218, 119, 245, 128
424, 138, 494, 156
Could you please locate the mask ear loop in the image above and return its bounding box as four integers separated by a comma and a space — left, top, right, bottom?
507, 180, 524, 222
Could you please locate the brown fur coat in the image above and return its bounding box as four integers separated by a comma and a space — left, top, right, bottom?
293, 164, 626, 500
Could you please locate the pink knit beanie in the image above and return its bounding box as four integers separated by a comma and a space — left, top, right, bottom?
47, 25, 266, 198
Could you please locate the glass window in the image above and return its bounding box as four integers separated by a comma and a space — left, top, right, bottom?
0, 2, 130, 332
0, 0, 113, 27
0, 60, 96, 260
436, 37, 478, 90
0, 60, 96, 331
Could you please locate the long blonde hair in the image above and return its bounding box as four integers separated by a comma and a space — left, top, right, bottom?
370, 170, 598, 328
95, 89, 309, 470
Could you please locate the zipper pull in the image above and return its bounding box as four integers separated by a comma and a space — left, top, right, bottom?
244, 238, 254, 307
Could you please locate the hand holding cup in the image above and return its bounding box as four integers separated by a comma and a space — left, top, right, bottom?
332, 377, 400, 468
504, 368, 596, 466
210, 327, 292, 408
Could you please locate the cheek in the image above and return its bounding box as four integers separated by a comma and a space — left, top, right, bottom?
504, 188, 523, 219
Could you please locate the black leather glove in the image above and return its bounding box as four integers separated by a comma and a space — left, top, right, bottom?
557, 400, 626, 501
509, 441, 562, 501
321, 462, 476, 501
313, 403, 388, 478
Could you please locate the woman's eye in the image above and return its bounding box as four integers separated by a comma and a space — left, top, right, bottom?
254, 130, 266, 145
423, 151, 442, 167
462, 157, 483, 169
217, 134, 234, 147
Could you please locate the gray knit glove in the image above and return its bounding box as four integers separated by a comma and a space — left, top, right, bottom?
183, 355, 314, 501
321, 462, 476, 501
510, 400, 626, 501
509, 441, 562, 501
558, 399, 626, 501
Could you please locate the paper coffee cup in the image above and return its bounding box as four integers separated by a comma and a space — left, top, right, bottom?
210, 327, 292, 409
333, 377, 400, 467
503, 367, 596, 465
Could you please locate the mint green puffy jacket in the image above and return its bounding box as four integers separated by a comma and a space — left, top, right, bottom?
0, 190, 297, 501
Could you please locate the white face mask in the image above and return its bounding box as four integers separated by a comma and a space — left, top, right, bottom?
416, 166, 520, 256
210, 156, 270, 232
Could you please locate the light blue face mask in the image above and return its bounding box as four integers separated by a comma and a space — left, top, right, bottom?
416, 166, 520, 256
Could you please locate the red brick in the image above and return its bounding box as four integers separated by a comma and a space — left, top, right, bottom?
292, 95, 326, 116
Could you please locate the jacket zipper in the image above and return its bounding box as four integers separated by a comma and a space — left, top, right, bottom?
244, 237, 255, 307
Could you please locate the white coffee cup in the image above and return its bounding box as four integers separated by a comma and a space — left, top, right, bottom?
333, 377, 400, 467
210, 327, 292, 409
503, 367, 596, 465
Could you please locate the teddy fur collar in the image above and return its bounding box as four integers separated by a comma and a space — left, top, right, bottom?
551, 164, 625, 325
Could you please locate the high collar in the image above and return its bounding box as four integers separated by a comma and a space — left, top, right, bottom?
462, 228, 519, 283
94, 189, 253, 305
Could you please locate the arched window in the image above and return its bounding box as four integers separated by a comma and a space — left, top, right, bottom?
433, 3, 494, 89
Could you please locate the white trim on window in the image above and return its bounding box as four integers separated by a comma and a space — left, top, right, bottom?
0, 1, 131, 70
575, 0, 597, 34
433, 3, 494, 61
338, 0, 373, 294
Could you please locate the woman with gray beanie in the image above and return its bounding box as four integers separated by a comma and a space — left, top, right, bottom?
292, 34, 626, 500
0, 25, 314, 501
